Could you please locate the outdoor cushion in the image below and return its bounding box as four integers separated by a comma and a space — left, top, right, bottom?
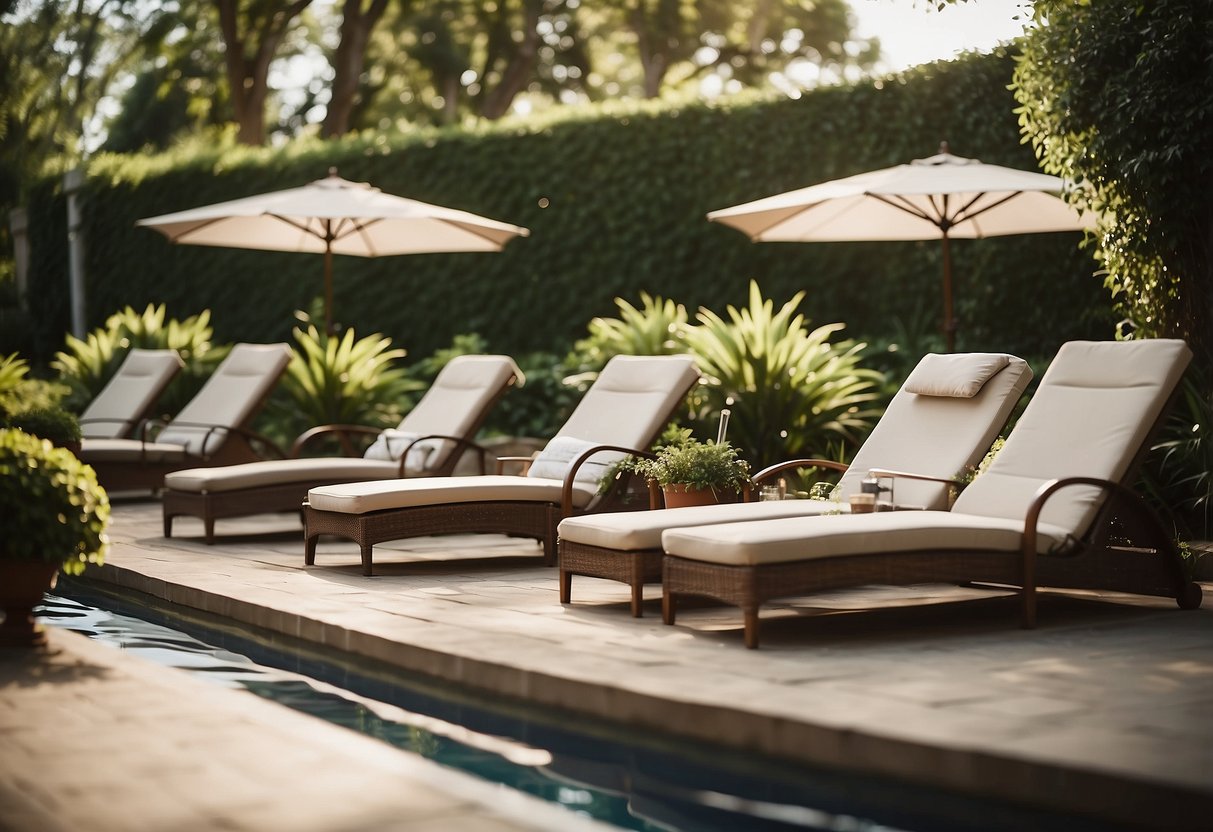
902, 352, 1010, 398
362, 430, 441, 470
166, 458, 405, 493
156, 343, 293, 457
559, 499, 845, 551
307, 475, 599, 514
528, 435, 622, 487
661, 510, 1076, 568
76, 439, 193, 464
79, 349, 183, 439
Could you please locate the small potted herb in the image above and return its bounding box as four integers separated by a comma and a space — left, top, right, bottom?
623, 428, 751, 508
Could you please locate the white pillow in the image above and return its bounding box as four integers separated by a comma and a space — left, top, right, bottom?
363, 429, 440, 472
527, 435, 624, 485
903, 353, 1010, 398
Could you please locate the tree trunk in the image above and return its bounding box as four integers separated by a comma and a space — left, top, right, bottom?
478, 0, 541, 120
322, 0, 390, 138
216, 0, 313, 146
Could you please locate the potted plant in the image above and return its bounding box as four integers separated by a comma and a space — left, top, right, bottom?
623, 429, 752, 508
0, 428, 110, 647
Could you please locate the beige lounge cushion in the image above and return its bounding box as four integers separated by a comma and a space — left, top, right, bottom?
955, 339, 1191, 535
307, 475, 598, 514
833, 353, 1031, 510
902, 353, 1010, 398
528, 435, 621, 487
558, 355, 699, 452
558, 499, 844, 551
362, 430, 441, 471
165, 458, 406, 493
661, 511, 1075, 567
374, 355, 521, 470
80, 349, 183, 439
76, 439, 192, 464
158, 343, 291, 457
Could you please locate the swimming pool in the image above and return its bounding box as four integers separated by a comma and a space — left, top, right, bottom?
40, 580, 1114, 832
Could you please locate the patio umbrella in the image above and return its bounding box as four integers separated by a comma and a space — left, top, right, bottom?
137, 169, 530, 334
707, 144, 1093, 351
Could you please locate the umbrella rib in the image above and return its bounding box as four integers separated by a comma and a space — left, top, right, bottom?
160, 215, 232, 243
867, 193, 941, 228
268, 213, 330, 244
952, 191, 1023, 226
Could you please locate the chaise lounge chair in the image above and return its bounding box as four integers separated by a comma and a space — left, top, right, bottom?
303, 354, 701, 575
660, 339, 1201, 648
77, 348, 184, 439
558, 352, 1033, 616
78, 342, 292, 493
161, 354, 522, 543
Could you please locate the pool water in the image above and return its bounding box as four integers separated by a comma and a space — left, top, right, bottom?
39, 582, 1115, 832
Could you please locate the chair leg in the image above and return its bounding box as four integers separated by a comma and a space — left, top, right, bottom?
304, 534, 317, 566
630, 580, 644, 618
203, 517, 215, 545
743, 606, 760, 649
662, 591, 676, 625
360, 545, 374, 577
559, 569, 572, 604
163, 513, 173, 539
542, 533, 556, 566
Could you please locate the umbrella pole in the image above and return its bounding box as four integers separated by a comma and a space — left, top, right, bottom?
941, 229, 956, 353
324, 235, 335, 337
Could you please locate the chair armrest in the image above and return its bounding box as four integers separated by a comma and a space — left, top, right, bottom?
157, 420, 287, 460
561, 444, 650, 518
290, 424, 382, 457
495, 455, 536, 475
748, 459, 849, 502
396, 434, 491, 476
865, 467, 963, 487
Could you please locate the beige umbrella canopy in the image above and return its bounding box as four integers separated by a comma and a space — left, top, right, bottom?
708, 145, 1093, 351
138, 169, 530, 334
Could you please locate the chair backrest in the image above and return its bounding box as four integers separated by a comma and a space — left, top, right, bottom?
362, 354, 522, 472
837, 353, 1032, 509
158, 343, 292, 457
954, 339, 1192, 534
79, 349, 184, 439
526, 355, 700, 484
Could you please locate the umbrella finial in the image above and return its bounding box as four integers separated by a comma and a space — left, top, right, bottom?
328, 166, 339, 178
939, 140, 950, 155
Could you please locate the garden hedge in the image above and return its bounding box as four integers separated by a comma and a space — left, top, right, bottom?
19, 47, 1113, 365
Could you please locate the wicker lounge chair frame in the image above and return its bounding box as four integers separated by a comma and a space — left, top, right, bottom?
661, 341, 1201, 648
81, 343, 292, 493
162, 358, 521, 542
303, 356, 700, 575
558, 352, 1033, 617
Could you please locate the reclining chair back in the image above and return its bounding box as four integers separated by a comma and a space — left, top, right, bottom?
954, 339, 1191, 535
79, 349, 184, 439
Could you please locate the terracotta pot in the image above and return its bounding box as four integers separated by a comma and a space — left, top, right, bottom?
0, 562, 59, 648
661, 484, 722, 509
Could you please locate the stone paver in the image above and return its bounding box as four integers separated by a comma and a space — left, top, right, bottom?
7, 500, 1213, 830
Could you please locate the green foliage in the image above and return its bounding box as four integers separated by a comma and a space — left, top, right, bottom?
21, 49, 1111, 367
1013, 0, 1213, 372
4, 406, 81, 448
51, 303, 224, 415
564, 292, 689, 374
1144, 372, 1213, 539
0, 351, 27, 394
268, 324, 419, 444
0, 428, 109, 575
681, 281, 883, 469
483, 352, 581, 440
624, 428, 751, 495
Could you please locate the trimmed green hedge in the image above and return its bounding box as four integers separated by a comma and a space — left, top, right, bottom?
22, 48, 1112, 363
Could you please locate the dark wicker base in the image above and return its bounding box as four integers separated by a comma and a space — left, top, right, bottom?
304, 500, 561, 576
162, 480, 345, 543
663, 542, 1202, 649
559, 540, 663, 617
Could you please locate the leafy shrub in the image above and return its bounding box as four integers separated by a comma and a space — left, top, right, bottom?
4, 407, 82, 448
564, 293, 689, 374
1144, 372, 1212, 539
681, 281, 883, 469
0, 429, 109, 576
51, 304, 224, 415
266, 324, 419, 447
483, 351, 582, 440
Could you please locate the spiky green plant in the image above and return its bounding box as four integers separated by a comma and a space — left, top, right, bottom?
52, 304, 223, 414
681, 281, 883, 469
0, 352, 28, 394
269, 324, 420, 446
1145, 372, 1212, 539
565, 292, 689, 373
